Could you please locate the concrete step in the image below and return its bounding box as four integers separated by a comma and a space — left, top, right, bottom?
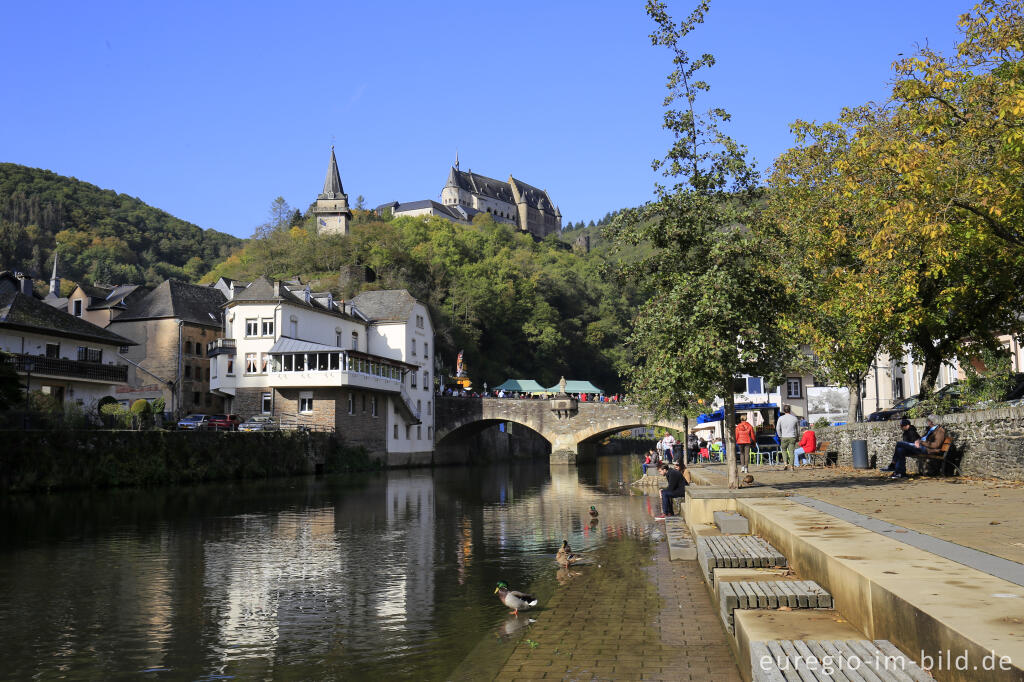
714, 510, 751, 534
719, 580, 833, 633
663, 516, 696, 560
750, 639, 932, 682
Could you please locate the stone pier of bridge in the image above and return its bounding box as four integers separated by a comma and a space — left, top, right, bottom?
435, 396, 688, 464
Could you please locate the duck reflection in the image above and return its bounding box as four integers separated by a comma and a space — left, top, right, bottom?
496, 613, 535, 640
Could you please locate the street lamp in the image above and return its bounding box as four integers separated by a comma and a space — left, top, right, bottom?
23, 358, 34, 405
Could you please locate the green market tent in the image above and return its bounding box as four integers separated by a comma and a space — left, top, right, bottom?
493, 379, 547, 393
544, 380, 605, 394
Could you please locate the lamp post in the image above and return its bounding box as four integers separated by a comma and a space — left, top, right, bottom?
23, 358, 34, 404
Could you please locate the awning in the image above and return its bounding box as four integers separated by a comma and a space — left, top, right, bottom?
543, 380, 604, 395
494, 379, 547, 393
696, 402, 778, 424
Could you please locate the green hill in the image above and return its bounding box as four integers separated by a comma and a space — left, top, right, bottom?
0, 163, 241, 286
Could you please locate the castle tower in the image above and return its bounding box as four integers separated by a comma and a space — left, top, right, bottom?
441, 166, 461, 206
313, 146, 352, 235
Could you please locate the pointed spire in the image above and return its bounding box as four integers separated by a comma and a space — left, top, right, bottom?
320, 145, 345, 199
446, 166, 459, 188
455, 150, 460, 171
49, 251, 60, 297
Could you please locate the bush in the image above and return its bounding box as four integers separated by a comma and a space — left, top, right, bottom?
813, 417, 831, 430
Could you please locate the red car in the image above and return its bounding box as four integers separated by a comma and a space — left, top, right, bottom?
208, 414, 241, 431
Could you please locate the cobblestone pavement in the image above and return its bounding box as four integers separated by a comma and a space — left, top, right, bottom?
495, 538, 741, 681
694, 463, 1024, 563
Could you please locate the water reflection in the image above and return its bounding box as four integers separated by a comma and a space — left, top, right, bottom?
0, 456, 657, 680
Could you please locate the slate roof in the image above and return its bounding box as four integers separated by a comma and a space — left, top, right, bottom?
509, 177, 560, 215
319, 146, 347, 199
88, 284, 145, 310
111, 279, 227, 327
449, 168, 516, 204
230, 276, 363, 321
351, 290, 417, 323
0, 291, 136, 346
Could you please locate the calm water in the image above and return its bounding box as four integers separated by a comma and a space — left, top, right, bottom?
0, 456, 660, 680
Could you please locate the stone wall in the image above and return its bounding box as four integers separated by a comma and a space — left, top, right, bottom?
817, 405, 1024, 480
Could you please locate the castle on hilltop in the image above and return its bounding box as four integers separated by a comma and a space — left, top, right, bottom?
312, 146, 353, 236
374, 158, 562, 240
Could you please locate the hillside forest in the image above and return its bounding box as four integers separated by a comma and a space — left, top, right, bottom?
0, 163, 241, 287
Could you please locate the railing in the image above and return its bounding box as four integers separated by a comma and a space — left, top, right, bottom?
1, 353, 128, 383
207, 338, 236, 356
275, 412, 336, 433
400, 384, 422, 419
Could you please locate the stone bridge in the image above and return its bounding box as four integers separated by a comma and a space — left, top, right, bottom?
435, 396, 689, 464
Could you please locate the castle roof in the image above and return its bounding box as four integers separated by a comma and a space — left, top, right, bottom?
509, 176, 558, 214
319, 146, 347, 200
449, 168, 517, 204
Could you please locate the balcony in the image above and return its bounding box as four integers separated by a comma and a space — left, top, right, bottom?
2, 353, 128, 383
207, 338, 236, 357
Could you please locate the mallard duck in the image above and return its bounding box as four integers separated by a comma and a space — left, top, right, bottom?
555, 540, 582, 568
589, 505, 599, 519
494, 581, 538, 615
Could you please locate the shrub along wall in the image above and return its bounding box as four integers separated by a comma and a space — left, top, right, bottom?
817, 405, 1024, 480
0, 430, 376, 493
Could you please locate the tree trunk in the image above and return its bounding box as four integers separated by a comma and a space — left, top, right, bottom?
915, 331, 943, 397
847, 381, 862, 423
723, 390, 738, 489
683, 414, 690, 461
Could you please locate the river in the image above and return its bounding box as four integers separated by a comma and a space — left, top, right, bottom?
0, 455, 661, 680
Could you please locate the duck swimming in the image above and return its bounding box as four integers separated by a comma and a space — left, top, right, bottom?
494, 581, 538, 616
589, 505, 599, 519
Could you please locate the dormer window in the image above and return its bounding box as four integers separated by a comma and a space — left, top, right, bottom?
351, 331, 358, 350
73, 299, 82, 317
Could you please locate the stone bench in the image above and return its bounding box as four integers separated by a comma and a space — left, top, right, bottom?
750, 639, 932, 681
719, 580, 832, 632
713, 510, 750, 534
696, 535, 787, 582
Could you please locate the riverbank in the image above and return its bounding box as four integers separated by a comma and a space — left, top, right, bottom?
0, 429, 375, 492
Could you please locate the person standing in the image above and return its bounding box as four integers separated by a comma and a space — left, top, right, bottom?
775, 405, 800, 467
735, 414, 756, 474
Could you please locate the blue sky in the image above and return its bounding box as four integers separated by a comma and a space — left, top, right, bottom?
2, 1, 970, 238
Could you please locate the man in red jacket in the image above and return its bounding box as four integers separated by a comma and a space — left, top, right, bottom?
793, 423, 817, 467
735, 414, 756, 474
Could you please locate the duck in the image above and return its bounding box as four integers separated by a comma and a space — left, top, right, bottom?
589, 505, 599, 519
555, 539, 582, 568
494, 581, 538, 616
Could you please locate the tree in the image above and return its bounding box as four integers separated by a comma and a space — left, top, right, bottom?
769, 0, 1024, 398
607, 0, 797, 488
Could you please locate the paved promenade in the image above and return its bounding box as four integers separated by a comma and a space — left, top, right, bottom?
496, 536, 740, 681
693, 463, 1024, 563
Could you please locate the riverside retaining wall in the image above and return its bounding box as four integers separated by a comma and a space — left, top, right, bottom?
818, 405, 1024, 480
0, 429, 374, 492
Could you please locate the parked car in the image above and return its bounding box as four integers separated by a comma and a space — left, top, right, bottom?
208, 414, 241, 431
177, 414, 210, 430
866, 395, 920, 421
238, 415, 279, 432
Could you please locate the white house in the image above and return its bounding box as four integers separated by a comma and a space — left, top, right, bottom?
0, 273, 135, 408
209, 277, 434, 466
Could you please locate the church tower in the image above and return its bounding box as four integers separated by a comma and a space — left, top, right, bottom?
313, 146, 352, 235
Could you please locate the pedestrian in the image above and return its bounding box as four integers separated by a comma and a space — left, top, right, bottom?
775, 405, 800, 467
655, 462, 688, 519
735, 414, 756, 474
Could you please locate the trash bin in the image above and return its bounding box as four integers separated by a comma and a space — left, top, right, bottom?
851, 439, 869, 469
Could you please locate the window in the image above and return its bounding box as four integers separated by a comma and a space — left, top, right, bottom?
262, 392, 273, 413
417, 399, 421, 414
411, 339, 416, 356
427, 426, 432, 439
245, 319, 258, 337
299, 391, 313, 414
260, 353, 269, 373
205, 367, 210, 380
245, 353, 258, 374
77, 347, 102, 363
747, 376, 763, 394
283, 354, 293, 371
394, 424, 399, 439
406, 425, 411, 439
261, 318, 274, 337
184, 365, 193, 379
119, 345, 129, 354
184, 341, 192, 354
786, 377, 803, 399
73, 299, 82, 317
348, 393, 355, 415
45, 343, 60, 358
424, 372, 429, 390
336, 331, 342, 347
290, 319, 298, 337
226, 358, 235, 375
424, 343, 428, 358
411, 371, 417, 389
371, 396, 378, 417
427, 400, 432, 416
351, 332, 359, 350
417, 425, 421, 439
893, 377, 905, 400
416, 314, 424, 329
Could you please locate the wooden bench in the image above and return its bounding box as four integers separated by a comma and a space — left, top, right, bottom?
750, 639, 933, 681
720, 580, 832, 632
802, 440, 831, 467
906, 435, 961, 476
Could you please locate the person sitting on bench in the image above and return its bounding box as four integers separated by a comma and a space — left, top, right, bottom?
655, 462, 688, 519
885, 415, 942, 479
793, 421, 816, 467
